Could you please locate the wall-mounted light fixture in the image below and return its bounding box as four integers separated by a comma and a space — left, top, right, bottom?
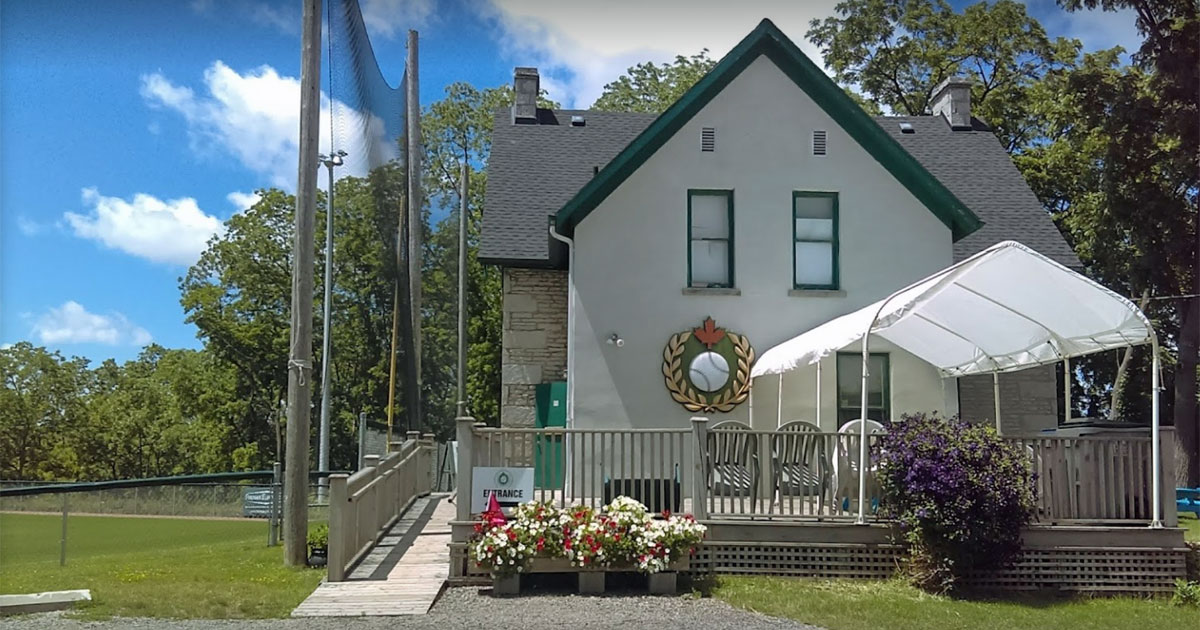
606, 333, 624, 348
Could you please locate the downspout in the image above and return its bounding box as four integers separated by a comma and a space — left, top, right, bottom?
549, 221, 576, 492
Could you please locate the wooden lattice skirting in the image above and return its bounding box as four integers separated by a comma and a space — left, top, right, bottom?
449, 541, 1186, 594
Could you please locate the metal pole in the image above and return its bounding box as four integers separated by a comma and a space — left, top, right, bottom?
1151, 341, 1161, 527
270, 460, 280, 544
776, 372, 783, 427
816, 360, 822, 428
857, 336, 870, 524
317, 156, 337, 502
357, 412, 367, 469
405, 30, 423, 433
456, 158, 468, 418
1063, 356, 1071, 423
993, 371, 1002, 433
284, 0, 321, 566
59, 494, 68, 566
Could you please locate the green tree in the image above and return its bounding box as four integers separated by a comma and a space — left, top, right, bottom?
180, 189, 296, 468
0, 343, 90, 480
807, 0, 1079, 152
419, 83, 557, 432
1054, 0, 1199, 483
592, 51, 717, 113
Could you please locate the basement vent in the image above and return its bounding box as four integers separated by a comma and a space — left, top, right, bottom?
812, 130, 827, 156
701, 127, 715, 152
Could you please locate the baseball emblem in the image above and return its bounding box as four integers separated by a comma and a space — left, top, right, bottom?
662, 317, 755, 413
689, 351, 729, 392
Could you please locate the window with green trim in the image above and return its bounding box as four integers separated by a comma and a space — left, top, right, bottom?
836, 352, 889, 424
793, 192, 838, 289
688, 190, 734, 288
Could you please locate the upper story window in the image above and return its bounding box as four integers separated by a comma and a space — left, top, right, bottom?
793, 191, 838, 290
687, 190, 734, 288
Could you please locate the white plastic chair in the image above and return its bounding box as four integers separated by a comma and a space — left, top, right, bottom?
833, 419, 885, 512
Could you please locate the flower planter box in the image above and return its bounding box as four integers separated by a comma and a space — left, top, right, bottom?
491, 557, 690, 596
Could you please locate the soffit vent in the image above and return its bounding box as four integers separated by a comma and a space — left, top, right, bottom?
812, 129, 827, 156
701, 127, 715, 152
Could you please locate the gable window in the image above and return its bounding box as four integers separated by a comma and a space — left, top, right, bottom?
688, 190, 734, 288
837, 352, 890, 424
793, 191, 838, 290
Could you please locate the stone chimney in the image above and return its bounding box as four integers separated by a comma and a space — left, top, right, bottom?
512, 67, 539, 124
931, 76, 973, 130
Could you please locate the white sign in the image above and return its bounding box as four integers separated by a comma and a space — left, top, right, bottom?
471, 466, 535, 513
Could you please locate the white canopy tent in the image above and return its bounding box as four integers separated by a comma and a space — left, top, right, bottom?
751, 241, 1162, 527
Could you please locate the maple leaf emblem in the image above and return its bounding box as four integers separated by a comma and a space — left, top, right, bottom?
693, 317, 726, 349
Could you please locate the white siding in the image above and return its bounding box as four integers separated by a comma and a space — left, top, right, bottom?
571, 55, 957, 431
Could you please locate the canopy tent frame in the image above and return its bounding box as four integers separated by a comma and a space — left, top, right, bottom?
751, 241, 1162, 528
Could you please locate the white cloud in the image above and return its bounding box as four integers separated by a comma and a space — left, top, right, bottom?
31, 301, 152, 347
64, 188, 225, 266
141, 61, 386, 190
359, 0, 436, 38
248, 2, 298, 35
482, 1, 839, 108
16, 216, 43, 236
226, 190, 262, 211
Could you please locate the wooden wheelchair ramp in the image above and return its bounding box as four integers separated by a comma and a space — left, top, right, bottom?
292, 493, 453, 617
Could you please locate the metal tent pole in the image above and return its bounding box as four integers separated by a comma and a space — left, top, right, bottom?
993, 372, 1002, 433
1151, 341, 1162, 528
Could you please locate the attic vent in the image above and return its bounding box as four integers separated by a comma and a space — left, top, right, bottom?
812, 130, 827, 156
701, 127, 715, 152
899, 122, 915, 134
571, 115, 586, 127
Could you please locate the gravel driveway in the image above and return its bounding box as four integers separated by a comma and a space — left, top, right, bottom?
0, 586, 822, 630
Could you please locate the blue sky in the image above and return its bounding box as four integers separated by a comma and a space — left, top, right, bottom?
0, 0, 1139, 364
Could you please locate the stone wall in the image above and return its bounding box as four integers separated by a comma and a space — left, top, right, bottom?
501, 268, 568, 427
959, 364, 1059, 434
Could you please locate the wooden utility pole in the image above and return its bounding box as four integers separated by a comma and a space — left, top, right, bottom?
457, 157, 468, 417
405, 30, 423, 432
284, 0, 322, 566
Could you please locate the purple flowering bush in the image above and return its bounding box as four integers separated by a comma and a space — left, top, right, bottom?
876, 412, 1037, 592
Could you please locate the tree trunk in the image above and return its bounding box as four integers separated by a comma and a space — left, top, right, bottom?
1175, 292, 1199, 487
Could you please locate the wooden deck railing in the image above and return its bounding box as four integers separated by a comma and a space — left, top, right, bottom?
327, 432, 433, 581
451, 417, 1177, 542
1007, 432, 1177, 526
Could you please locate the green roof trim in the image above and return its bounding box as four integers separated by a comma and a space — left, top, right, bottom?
555, 18, 984, 241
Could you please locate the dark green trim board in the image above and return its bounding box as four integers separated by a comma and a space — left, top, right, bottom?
686, 189, 735, 288
792, 191, 839, 290
554, 18, 983, 241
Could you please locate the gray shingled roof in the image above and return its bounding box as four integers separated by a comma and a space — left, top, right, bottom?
480, 108, 1078, 269
480, 109, 657, 264
878, 116, 1079, 268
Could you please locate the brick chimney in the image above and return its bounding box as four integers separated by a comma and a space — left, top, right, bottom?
512, 67, 539, 124
931, 76, 973, 130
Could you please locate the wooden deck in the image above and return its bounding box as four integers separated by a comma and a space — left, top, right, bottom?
292, 493, 452, 617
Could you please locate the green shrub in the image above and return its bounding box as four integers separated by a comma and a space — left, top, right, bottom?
306, 523, 328, 548
1171, 579, 1200, 607
876, 413, 1037, 593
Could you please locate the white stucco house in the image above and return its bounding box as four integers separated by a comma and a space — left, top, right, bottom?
479, 19, 1079, 435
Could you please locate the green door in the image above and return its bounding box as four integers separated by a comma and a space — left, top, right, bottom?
534, 381, 566, 488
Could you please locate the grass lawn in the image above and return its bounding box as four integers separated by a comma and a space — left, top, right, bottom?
1180, 514, 1199, 542
0, 512, 323, 619
711, 577, 1199, 630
